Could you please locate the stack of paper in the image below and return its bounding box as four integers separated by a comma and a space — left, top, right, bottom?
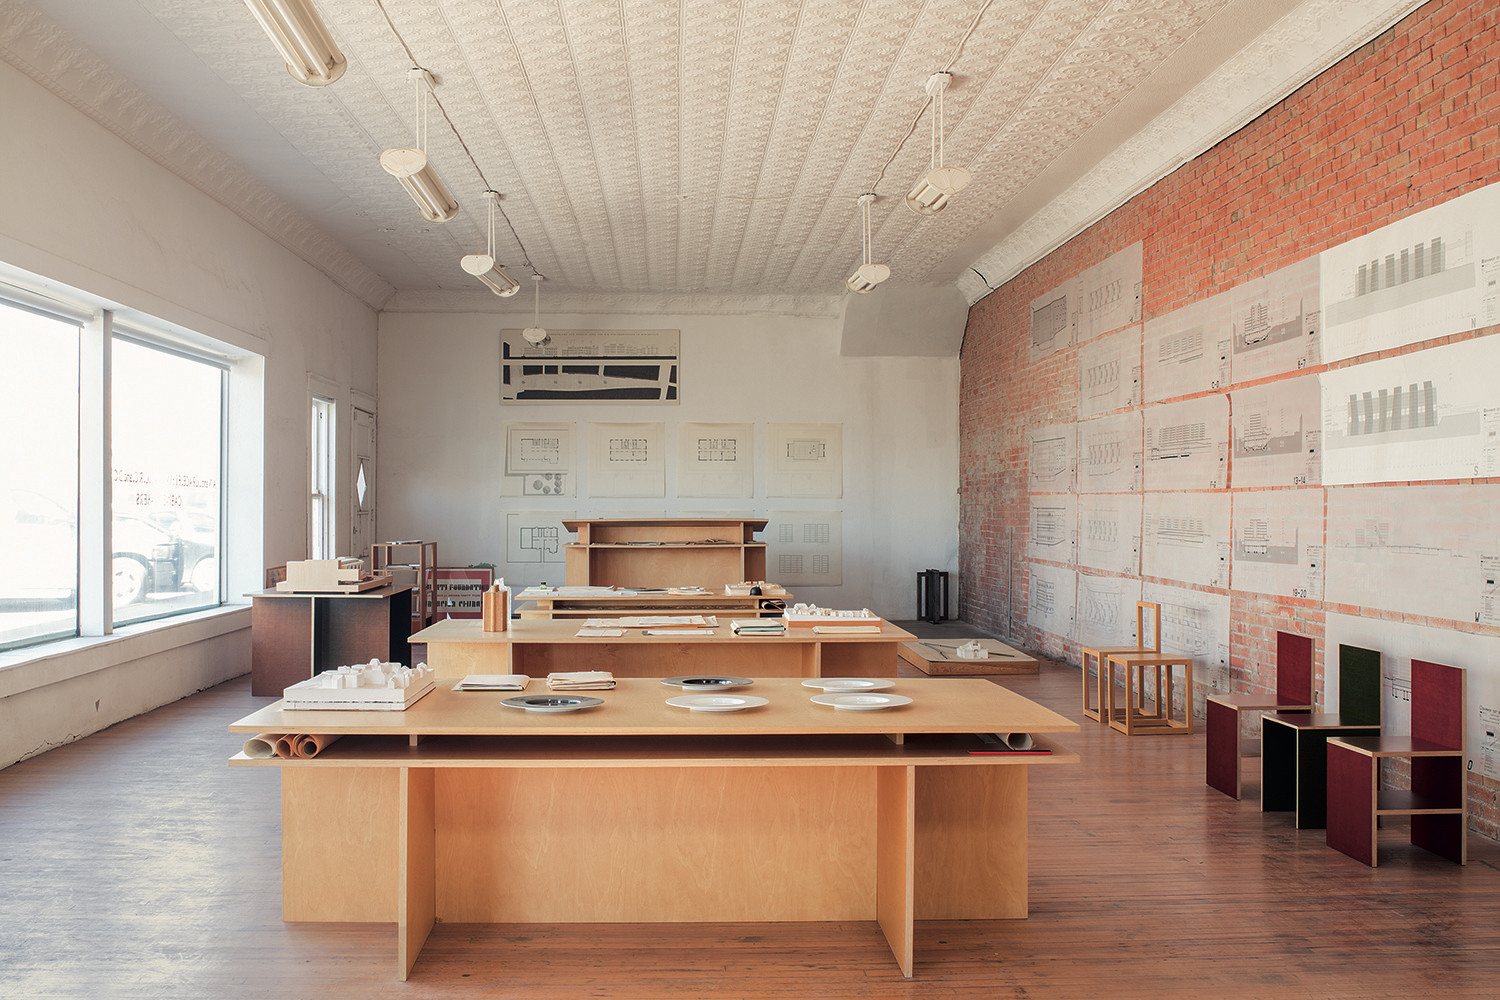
582, 615, 718, 628
730, 619, 786, 636
454, 674, 531, 691
547, 671, 617, 690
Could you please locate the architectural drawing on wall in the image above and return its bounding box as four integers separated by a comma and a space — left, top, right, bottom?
676, 422, 754, 498
1027, 563, 1076, 641
1321, 335, 1500, 485
1230, 490, 1323, 600
1077, 493, 1141, 576
1028, 423, 1076, 492
767, 423, 842, 498
1143, 394, 1229, 491
1076, 241, 1144, 343
1029, 282, 1074, 362
1231, 373, 1321, 488
1325, 611, 1500, 780
1142, 290, 1232, 402
1077, 573, 1143, 651
501, 329, 680, 402
1325, 483, 1500, 626
766, 510, 842, 587
1141, 581, 1231, 680
1077, 324, 1141, 418
504, 510, 572, 583
1078, 410, 1143, 494
1320, 182, 1500, 362
587, 422, 665, 498
1028, 494, 1077, 564
501, 422, 576, 497
1229, 256, 1321, 383
1141, 492, 1229, 588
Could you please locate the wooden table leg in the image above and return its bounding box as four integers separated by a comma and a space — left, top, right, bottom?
875, 765, 915, 979
398, 767, 436, 980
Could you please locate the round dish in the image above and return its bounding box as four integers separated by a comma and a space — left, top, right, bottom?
500, 695, 605, 713
664, 694, 770, 713
660, 675, 755, 691
799, 678, 896, 692
809, 693, 914, 711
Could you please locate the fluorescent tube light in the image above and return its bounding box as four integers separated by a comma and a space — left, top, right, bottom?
242, 0, 347, 86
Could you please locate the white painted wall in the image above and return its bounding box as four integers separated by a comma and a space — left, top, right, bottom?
377, 304, 961, 619
0, 61, 378, 766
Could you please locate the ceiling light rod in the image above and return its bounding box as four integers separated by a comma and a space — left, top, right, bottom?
523, 275, 549, 345
242, 0, 347, 86
379, 68, 459, 223
905, 72, 972, 216
461, 192, 521, 296
847, 194, 891, 294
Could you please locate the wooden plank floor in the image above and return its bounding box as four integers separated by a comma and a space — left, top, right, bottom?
3, 654, 1500, 999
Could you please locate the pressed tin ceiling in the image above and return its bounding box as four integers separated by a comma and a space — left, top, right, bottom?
4, 1, 1423, 310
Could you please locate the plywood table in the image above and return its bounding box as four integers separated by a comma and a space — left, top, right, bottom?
229, 676, 1079, 980
409, 616, 915, 679
516, 588, 787, 619
898, 637, 1039, 675
248, 584, 413, 696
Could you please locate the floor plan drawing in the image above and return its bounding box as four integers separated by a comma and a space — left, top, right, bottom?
1029, 422, 1076, 492
1230, 489, 1324, 600
1078, 324, 1142, 418
766, 510, 843, 587
1079, 410, 1143, 493
1142, 491, 1230, 588
588, 422, 665, 497
767, 423, 843, 498
504, 510, 573, 581
1077, 493, 1142, 576
1144, 395, 1230, 492
676, 421, 754, 498
1231, 373, 1321, 488
501, 422, 576, 497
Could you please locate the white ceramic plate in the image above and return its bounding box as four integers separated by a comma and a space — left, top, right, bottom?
665, 694, 770, 712
799, 678, 896, 692
809, 693, 913, 711
500, 695, 605, 713
660, 675, 754, 690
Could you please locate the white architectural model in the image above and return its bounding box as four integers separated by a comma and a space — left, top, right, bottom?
282, 660, 436, 710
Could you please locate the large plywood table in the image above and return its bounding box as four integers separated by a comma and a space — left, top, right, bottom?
229, 676, 1078, 980
409, 616, 915, 679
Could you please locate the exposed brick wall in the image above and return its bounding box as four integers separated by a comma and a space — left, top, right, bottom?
959, 0, 1500, 840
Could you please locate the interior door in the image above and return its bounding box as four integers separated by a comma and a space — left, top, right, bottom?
352, 403, 376, 567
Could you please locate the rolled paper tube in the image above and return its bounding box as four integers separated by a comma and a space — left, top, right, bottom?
274, 735, 298, 758
242, 733, 282, 758
1001, 732, 1034, 751
294, 734, 343, 758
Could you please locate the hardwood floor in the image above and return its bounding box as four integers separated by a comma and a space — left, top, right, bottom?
3, 650, 1499, 999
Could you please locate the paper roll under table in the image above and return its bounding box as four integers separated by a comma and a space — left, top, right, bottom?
294, 734, 342, 758
274, 735, 298, 758
242, 733, 284, 758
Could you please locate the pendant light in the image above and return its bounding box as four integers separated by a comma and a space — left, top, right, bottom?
242, 0, 346, 86
461, 192, 520, 296
380, 69, 459, 223
905, 72, 971, 216
846, 194, 890, 294
522, 275, 549, 346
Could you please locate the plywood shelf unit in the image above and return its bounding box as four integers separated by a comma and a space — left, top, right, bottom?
562, 518, 768, 591
370, 541, 438, 632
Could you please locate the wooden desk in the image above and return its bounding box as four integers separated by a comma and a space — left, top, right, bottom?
249, 585, 413, 696
409, 617, 915, 679
899, 638, 1039, 675
229, 677, 1079, 980
1262, 712, 1380, 828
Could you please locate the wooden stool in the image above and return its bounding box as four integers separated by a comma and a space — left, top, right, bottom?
1105, 651, 1194, 736
1081, 602, 1160, 723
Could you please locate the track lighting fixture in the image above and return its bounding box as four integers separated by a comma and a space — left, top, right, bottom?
905, 72, 971, 216
242, 0, 346, 86
846, 194, 890, 294
461, 192, 521, 296
522, 275, 549, 346
380, 69, 459, 223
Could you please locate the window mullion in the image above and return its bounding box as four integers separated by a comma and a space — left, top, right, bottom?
78, 311, 112, 636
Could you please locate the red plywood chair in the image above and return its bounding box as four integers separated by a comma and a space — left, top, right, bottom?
1205, 631, 1314, 799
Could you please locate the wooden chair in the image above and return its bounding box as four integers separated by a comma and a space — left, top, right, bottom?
1081, 602, 1159, 723
1205, 631, 1314, 799
1326, 659, 1466, 866
1104, 644, 1194, 736
1261, 643, 1381, 828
